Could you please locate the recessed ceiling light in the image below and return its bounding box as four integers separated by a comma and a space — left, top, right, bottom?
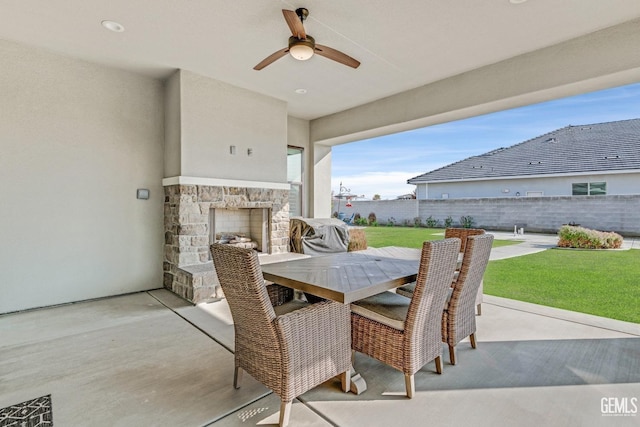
509, 0, 528, 4
101, 20, 125, 32
295, 89, 307, 94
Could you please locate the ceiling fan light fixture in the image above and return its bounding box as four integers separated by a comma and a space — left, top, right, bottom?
288, 36, 315, 61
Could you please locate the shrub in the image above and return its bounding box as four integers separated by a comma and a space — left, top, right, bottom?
354, 217, 368, 226
557, 225, 623, 249
413, 217, 423, 228
368, 212, 377, 225
386, 216, 396, 227
460, 215, 475, 228
425, 215, 439, 228
354, 213, 361, 222
444, 216, 453, 228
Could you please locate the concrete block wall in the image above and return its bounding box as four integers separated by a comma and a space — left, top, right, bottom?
347, 195, 640, 236
337, 200, 418, 225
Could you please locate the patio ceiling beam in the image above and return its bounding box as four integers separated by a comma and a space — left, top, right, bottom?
310, 18, 640, 146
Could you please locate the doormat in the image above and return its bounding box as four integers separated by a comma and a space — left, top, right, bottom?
0, 395, 53, 427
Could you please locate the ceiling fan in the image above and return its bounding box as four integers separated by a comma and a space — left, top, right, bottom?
254, 8, 360, 70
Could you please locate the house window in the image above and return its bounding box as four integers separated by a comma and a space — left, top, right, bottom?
287, 146, 303, 217
572, 182, 606, 196
526, 191, 543, 197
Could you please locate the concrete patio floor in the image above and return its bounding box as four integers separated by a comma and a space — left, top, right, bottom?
1, 234, 639, 426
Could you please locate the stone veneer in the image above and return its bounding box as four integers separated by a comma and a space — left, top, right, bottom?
163, 184, 289, 303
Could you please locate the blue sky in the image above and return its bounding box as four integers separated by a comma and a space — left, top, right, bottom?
332, 82, 640, 200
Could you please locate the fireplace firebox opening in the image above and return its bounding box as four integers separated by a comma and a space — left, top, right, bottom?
209, 207, 271, 253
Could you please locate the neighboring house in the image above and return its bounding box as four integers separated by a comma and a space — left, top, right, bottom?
408, 119, 640, 199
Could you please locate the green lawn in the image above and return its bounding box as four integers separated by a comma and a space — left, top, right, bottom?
362, 226, 520, 249
484, 249, 640, 323
361, 226, 640, 324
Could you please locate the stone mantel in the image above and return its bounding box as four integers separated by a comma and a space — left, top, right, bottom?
162, 176, 290, 191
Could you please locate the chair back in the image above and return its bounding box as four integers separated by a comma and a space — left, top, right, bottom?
444, 228, 485, 253
448, 234, 494, 327
404, 238, 460, 363
210, 244, 281, 357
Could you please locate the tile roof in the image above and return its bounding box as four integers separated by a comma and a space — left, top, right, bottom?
408, 118, 640, 184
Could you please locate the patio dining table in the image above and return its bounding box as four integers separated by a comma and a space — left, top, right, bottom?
261, 247, 421, 304
261, 246, 421, 395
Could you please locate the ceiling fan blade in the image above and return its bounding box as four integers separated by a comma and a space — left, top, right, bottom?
282, 9, 306, 39
253, 48, 289, 70
314, 44, 360, 68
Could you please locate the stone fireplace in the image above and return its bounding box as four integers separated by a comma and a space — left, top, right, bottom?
163, 178, 289, 303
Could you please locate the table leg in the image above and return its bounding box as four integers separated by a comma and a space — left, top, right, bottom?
349, 365, 367, 394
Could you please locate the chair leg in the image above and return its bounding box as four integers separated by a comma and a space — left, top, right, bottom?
477, 303, 482, 316
435, 356, 443, 374
448, 344, 456, 365
233, 366, 242, 389
470, 333, 477, 349
279, 400, 292, 427
404, 374, 415, 399
341, 369, 351, 393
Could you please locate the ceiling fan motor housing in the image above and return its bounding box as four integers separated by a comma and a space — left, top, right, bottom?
289, 35, 315, 49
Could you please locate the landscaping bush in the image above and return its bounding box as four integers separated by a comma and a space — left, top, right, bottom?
557, 225, 623, 249
444, 216, 453, 228
386, 216, 396, 227
354, 217, 368, 226
368, 212, 377, 226
425, 215, 439, 228
413, 217, 423, 228
460, 215, 475, 228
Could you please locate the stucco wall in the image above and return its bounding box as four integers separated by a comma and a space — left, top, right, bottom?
0, 40, 165, 313
347, 195, 640, 235
420, 172, 640, 199
287, 117, 311, 217
176, 70, 288, 183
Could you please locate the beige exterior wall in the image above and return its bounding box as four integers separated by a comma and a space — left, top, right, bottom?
175, 70, 288, 183
420, 171, 640, 199
287, 116, 310, 216
164, 71, 182, 177
0, 40, 165, 313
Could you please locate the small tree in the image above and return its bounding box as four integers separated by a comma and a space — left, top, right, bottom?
372, 194, 381, 200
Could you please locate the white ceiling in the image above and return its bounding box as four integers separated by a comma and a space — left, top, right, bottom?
2, 0, 640, 120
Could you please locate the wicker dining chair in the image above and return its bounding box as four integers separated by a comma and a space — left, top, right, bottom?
444, 227, 486, 254
441, 233, 493, 365
350, 238, 460, 398
397, 227, 486, 315
210, 244, 351, 427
